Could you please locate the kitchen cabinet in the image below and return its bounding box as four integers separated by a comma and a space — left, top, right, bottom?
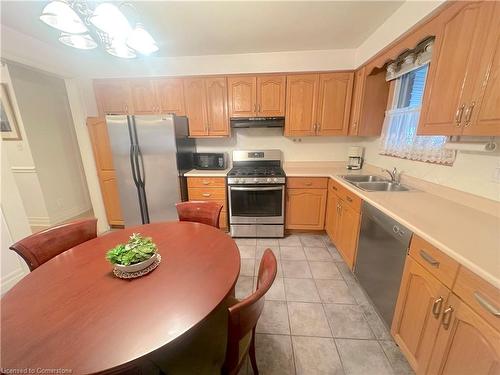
418, 1, 500, 136
391, 256, 450, 373
187, 177, 228, 230
427, 293, 500, 375
325, 179, 361, 269
348, 67, 389, 136
86, 117, 123, 227
285, 73, 354, 136
183, 77, 229, 137
129, 79, 158, 114
228, 74, 286, 118
154, 78, 185, 115
94, 80, 132, 115
285, 178, 328, 230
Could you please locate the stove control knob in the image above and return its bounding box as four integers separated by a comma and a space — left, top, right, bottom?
273, 178, 278, 182
254, 178, 258, 183
266, 178, 272, 182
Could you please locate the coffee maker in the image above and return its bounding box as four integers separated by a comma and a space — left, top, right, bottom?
347, 146, 363, 170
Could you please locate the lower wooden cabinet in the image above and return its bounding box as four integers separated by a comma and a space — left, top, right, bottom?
427, 293, 500, 375
325, 179, 361, 269
285, 179, 327, 230
186, 177, 228, 230
391, 256, 450, 373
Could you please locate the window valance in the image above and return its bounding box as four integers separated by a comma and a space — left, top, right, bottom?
386, 38, 434, 81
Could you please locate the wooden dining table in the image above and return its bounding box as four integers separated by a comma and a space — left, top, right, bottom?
1, 221, 240, 374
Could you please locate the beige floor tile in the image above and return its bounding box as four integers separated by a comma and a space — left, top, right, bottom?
235, 276, 254, 299
281, 260, 312, 278
324, 304, 374, 339
264, 277, 286, 301
257, 238, 280, 246
236, 238, 257, 246
256, 300, 290, 334
336, 339, 394, 375
284, 278, 321, 302
238, 245, 256, 259
304, 247, 333, 261
281, 246, 307, 260
309, 261, 343, 280
279, 235, 302, 247
255, 334, 295, 375
380, 340, 414, 375
240, 258, 256, 276
300, 234, 326, 247
359, 302, 392, 340
288, 302, 332, 337
292, 336, 344, 375
327, 245, 345, 262
315, 279, 356, 304
256, 246, 280, 260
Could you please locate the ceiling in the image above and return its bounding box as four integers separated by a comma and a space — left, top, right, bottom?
1, 1, 404, 58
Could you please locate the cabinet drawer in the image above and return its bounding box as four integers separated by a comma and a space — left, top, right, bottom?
454, 267, 500, 332
409, 235, 459, 289
187, 177, 226, 188
287, 177, 328, 189
329, 179, 362, 213
188, 187, 226, 201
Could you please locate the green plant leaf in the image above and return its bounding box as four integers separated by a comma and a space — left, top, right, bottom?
105, 233, 157, 265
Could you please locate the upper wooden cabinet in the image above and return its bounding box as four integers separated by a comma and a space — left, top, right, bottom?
419, 1, 500, 136
228, 74, 286, 118
129, 79, 158, 114
183, 77, 229, 137
94, 80, 132, 115
285, 73, 354, 137
348, 67, 389, 136
154, 78, 185, 115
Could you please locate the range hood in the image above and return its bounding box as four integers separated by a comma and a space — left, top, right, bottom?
230, 117, 284, 128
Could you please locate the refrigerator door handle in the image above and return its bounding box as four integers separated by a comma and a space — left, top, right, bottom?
130, 144, 140, 187
136, 146, 146, 186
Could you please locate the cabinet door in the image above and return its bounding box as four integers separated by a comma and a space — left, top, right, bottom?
418, 2, 491, 135
465, 2, 500, 136
428, 294, 500, 375
129, 79, 158, 114
317, 73, 354, 136
325, 191, 341, 246
337, 203, 360, 269
183, 78, 208, 137
94, 80, 131, 115
348, 67, 365, 136
285, 188, 327, 230
205, 77, 229, 136
154, 78, 185, 115
285, 74, 319, 136
257, 75, 286, 117
86, 117, 123, 226
391, 256, 450, 374
227, 76, 256, 117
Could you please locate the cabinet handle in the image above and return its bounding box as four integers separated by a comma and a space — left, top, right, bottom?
346, 196, 353, 203
474, 292, 500, 317
332, 186, 338, 191
454, 104, 465, 127
125, 104, 129, 113
464, 101, 475, 127
312, 123, 317, 132
254, 103, 257, 112
419, 250, 440, 268
432, 297, 444, 318
202, 193, 211, 197
257, 104, 261, 112
352, 121, 357, 129
442, 306, 454, 329
202, 181, 210, 185
305, 182, 313, 186
317, 123, 321, 132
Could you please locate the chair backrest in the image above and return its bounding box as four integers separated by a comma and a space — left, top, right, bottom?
224, 249, 277, 371
9, 218, 98, 271
175, 201, 223, 228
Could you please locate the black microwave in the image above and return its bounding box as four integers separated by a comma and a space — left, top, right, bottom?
193, 153, 227, 170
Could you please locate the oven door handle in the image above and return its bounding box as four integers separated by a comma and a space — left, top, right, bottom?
230, 186, 283, 191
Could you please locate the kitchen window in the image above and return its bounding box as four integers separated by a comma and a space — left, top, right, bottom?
380, 40, 455, 165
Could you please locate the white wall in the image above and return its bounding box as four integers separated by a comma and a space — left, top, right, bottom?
8, 63, 92, 225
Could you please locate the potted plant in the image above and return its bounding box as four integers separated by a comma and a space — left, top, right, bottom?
106, 233, 158, 273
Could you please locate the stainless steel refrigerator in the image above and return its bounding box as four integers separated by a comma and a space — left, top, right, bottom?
106, 114, 195, 226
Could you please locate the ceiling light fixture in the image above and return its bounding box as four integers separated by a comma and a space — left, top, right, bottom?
39, 0, 158, 59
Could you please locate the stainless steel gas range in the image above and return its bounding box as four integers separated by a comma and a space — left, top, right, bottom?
227, 150, 286, 238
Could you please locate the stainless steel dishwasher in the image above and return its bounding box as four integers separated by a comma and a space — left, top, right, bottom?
354, 202, 412, 327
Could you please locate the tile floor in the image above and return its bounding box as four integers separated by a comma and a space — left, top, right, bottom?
234, 233, 414, 375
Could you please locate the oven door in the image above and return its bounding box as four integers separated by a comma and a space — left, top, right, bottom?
229, 185, 284, 224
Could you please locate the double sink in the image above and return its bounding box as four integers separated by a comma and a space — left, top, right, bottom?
340, 175, 410, 192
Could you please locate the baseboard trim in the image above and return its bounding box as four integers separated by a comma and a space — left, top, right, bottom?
1, 268, 28, 295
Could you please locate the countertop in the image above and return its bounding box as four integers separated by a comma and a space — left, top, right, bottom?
284, 163, 500, 288
184, 169, 230, 177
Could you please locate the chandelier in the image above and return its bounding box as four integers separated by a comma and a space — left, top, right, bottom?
39, 0, 159, 59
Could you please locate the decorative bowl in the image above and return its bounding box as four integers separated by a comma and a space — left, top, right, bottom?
114, 253, 158, 273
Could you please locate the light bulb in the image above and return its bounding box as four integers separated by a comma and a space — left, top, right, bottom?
90, 3, 131, 37
40, 0, 87, 34
59, 33, 98, 50
127, 24, 159, 55
106, 38, 136, 59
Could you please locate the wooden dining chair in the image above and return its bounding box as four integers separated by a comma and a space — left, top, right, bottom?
222, 249, 278, 375
9, 218, 98, 271
175, 201, 223, 228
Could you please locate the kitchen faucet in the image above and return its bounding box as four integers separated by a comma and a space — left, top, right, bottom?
383, 167, 400, 183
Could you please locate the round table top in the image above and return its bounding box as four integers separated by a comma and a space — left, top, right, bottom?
1, 222, 240, 374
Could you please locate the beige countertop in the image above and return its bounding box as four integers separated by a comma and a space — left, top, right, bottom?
284, 162, 500, 288
184, 169, 230, 177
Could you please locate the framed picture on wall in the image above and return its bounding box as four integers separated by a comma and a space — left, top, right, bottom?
1, 83, 21, 140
